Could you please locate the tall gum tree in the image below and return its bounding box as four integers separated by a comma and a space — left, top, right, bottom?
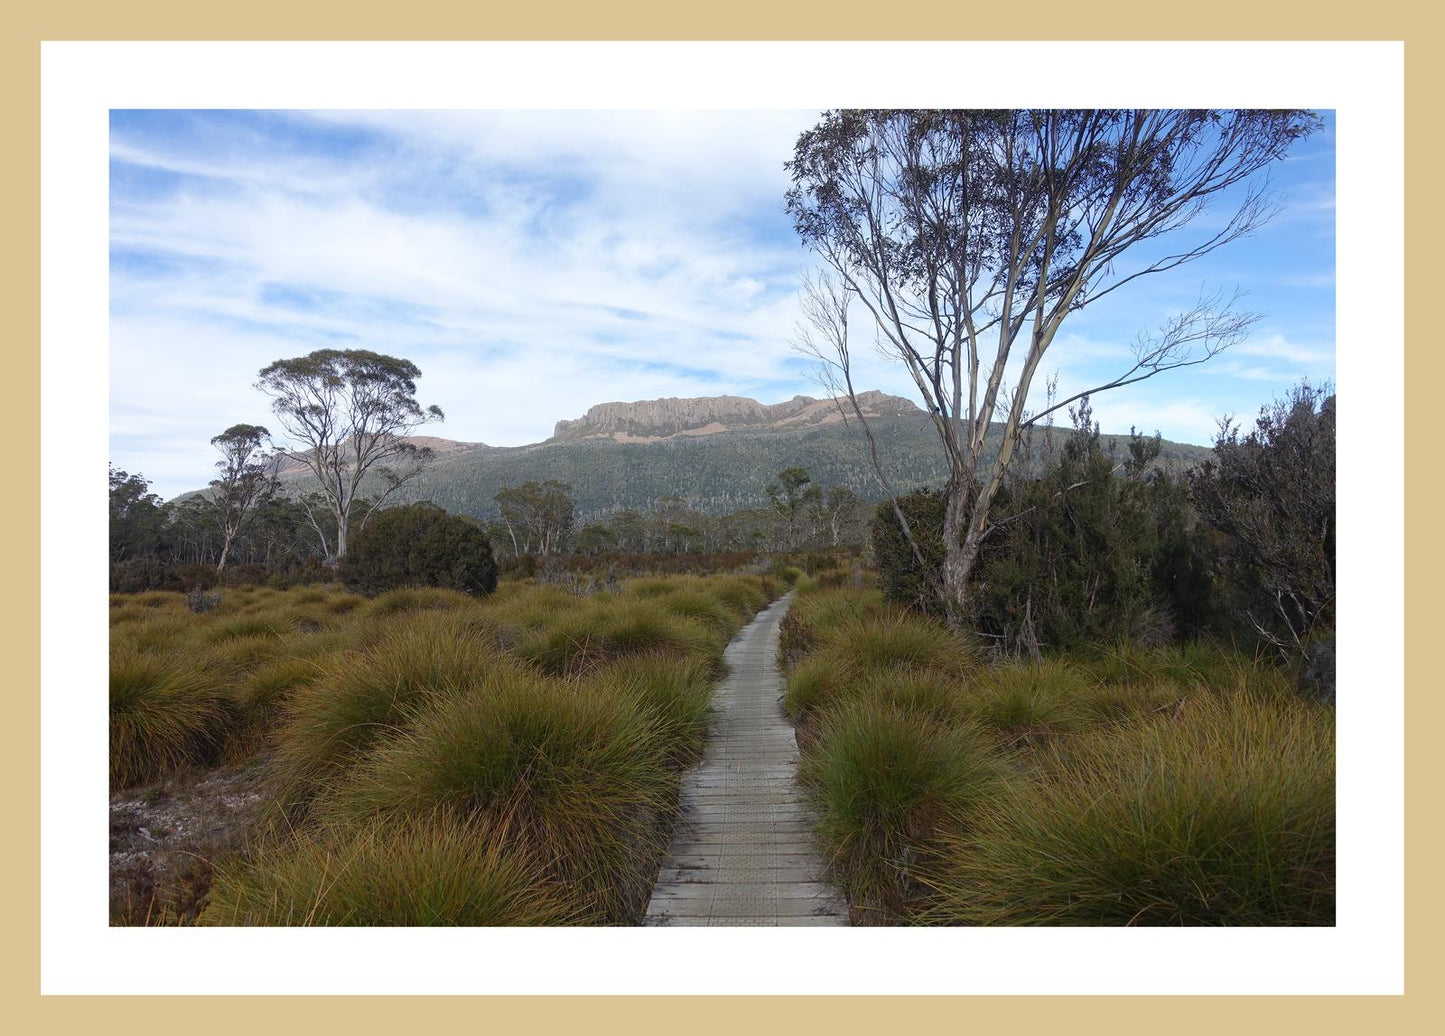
255, 349, 444, 560
787, 108, 1322, 623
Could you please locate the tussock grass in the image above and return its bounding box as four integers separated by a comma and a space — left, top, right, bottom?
924, 691, 1335, 925
778, 587, 887, 665
649, 588, 739, 634
325, 592, 366, 615
112, 614, 198, 653
783, 608, 974, 722
133, 591, 183, 609
207, 614, 284, 643
514, 597, 721, 678
799, 702, 1007, 922
200, 634, 283, 673
584, 654, 716, 765
367, 586, 478, 616
268, 613, 504, 812
204, 813, 581, 926
241, 655, 331, 714
110, 645, 235, 787
854, 670, 971, 729
326, 668, 675, 921
110, 574, 788, 925
961, 661, 1091, 744
479, 584, 583, 635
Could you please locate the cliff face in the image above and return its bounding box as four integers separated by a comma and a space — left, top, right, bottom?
549, 391, 919, 442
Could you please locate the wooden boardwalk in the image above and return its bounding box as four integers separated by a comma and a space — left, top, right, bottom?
644, 592, 850, 927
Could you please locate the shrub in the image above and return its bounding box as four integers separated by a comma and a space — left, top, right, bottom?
204, 814, 580, 926
110, 557, 180, 594
924, 690, 1335, 925
1189, 382, 1335, 659
342, 503, 498, 598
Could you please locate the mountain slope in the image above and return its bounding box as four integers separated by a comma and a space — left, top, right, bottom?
270, 392, 1213, 521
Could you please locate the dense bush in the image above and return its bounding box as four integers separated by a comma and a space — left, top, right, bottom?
341, 503, 498, 598
1189, 382, 1335, 659
870, 406, 1214, 650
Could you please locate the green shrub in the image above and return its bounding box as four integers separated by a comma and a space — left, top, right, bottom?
342, 503, 498, 598
204, 814, 581, 926
924, 691, 1335, 925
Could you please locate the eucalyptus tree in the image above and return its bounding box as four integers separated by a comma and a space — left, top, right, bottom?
788, 108, 1321, 620
208, 423, 280, 572
255, 349, 443, 560
766, 466, 815, 549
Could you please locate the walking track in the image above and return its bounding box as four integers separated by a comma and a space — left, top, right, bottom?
644, 591, 850, 926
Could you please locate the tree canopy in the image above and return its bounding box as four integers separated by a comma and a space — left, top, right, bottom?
255, 349, 444, 560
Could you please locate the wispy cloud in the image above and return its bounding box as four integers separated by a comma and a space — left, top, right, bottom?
110, 109, 1337, 498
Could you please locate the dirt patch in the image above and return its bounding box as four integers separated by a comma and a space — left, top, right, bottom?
110, 760, 271, 925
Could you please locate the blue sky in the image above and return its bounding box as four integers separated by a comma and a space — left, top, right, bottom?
109, 109, 1336, 500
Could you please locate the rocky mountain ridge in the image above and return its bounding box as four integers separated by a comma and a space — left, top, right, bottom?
549, 390, 919, 443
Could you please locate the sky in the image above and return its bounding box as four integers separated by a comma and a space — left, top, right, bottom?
109, 109, 1337, 500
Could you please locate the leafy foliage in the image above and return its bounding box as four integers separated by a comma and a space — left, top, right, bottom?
1190, 383, 1336, 657
341, 503, 498, 598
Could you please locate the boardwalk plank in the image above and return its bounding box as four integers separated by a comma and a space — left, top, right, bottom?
643, 592, 850, 928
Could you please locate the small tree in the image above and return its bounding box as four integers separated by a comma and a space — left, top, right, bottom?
341, 503, 498, 598
766, 466, 814, 549
788, 108, 1321, 622
208, 423, 279, 572
255, 349, 444, 561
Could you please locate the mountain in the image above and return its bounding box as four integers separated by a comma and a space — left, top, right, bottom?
266, 391, 1213, 521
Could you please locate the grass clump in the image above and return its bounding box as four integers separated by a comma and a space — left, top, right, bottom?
268, 613, 503, 813
799, 702, 1006, 922
924, 691, 1335, 925
204, 814, 581, 926
514, 597, 721, 678
584, 654, 716, 765
110, 645, 235, 787
960, 660, 1091, 745
327, 668, 675, 921
366, 586, 478, 617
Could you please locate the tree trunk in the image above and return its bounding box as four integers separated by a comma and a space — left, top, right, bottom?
941, 481, 977, 625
